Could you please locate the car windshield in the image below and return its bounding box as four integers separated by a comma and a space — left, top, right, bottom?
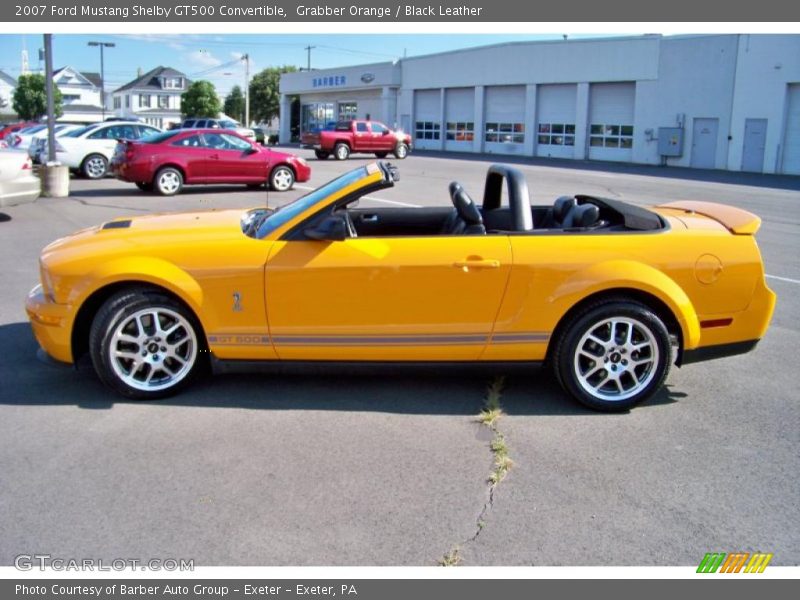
65, 124, 100, 137
251, 167, 369, 238
141, 130, 182, 144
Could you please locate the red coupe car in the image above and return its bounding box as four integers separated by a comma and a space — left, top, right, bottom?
111, 129, 311, 196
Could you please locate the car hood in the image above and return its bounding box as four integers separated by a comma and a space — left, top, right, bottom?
41, 208, 253, 268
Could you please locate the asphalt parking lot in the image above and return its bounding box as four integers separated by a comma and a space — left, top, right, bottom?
0, 149, 798, 566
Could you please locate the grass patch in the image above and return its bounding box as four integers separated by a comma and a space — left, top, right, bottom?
438, 546, 462, 566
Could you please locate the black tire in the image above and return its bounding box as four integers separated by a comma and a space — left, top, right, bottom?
154, 167, 183, 196
82, 154, 108, 179
89, 288, 205, 400
552, 298, 671, 412
135, 182, 153, 192
393, 143, 409, 160
333, 142, 350, 160
314, 150, 330, 160
269, 165, 295, 192
375, 152, 389, 158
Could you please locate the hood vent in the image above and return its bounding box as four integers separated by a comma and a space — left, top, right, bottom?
102, 219, 132, 230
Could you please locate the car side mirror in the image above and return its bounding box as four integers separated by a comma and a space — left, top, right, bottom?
304, 215, 348, 241
244, 146, 259, 155
382, 130, 391, 135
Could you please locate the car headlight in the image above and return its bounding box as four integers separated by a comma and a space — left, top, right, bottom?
39, 261, 55, 302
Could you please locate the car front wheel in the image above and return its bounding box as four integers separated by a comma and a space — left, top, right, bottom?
394, 143, 409, 159
82, 154, 108, 179
269, 165, 295, 191
89, 288, 204, 399
553, 299, 671, 412
154, 167, 183, 196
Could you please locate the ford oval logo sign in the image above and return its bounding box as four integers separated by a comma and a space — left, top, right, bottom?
361, 73, 375, 84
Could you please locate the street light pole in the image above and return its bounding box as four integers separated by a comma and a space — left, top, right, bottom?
44, 34, 55, 163
88, 41, 115, 120
242, 53, 250, 126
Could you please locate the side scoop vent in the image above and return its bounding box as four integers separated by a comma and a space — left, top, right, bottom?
102, 219, 132, 230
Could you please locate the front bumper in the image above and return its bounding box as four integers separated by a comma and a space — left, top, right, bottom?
292, 161, 312, 183
25, 284, 74, 363
0, 175, 41, 208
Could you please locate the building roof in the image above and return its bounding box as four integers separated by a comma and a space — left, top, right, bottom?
81, 72, 102, 87
137, 108, 182, 114
114, 66, 189, 93
0, 70, 16, 86
53, 66, 102, 89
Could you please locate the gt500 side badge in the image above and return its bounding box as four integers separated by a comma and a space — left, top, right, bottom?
232, 292, 242, 312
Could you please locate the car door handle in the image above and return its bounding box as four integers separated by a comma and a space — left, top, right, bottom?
359, 214, 379, 223
453, 259, 500, 270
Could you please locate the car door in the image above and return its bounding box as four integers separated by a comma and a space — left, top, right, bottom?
264, 233, 513, 360
370, 122, 394, 151
87, 125, 127, 158
202, 132, 266, 183
353, 121, 370, 151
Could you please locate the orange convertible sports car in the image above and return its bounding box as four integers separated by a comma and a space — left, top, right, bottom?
26, 162, 775, 411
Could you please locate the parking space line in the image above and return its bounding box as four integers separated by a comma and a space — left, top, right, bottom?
766, 274, 800, 284
294, 185, 422, 208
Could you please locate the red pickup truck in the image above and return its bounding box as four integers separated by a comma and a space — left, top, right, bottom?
302, 120, 411, 160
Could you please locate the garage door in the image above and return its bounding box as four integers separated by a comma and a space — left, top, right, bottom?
484, 85, 526, 155
537, 84, 577, 159
414, 89, 441, 150
782, 84, 800, 175
444, 88, 475, 152
588, 82, 635, 162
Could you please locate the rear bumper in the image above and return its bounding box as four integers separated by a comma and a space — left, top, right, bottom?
0, 175, 41, 208
681, 339, 759, 365
112, 161, 151, 183
25, 284, 74, 364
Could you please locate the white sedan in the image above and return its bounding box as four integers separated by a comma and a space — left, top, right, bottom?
48, 121, 161, 179
28, 124, 85, 162
0, 151, 39, 208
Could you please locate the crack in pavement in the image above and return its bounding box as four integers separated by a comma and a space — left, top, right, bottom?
438, 376, 513, 566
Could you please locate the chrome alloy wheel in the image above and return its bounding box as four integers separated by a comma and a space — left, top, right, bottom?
395, 143, 408, 158
85, 156, 107, 178
573, 317, 660, 402
271, 166, 293, 191
108, 307, 197, 392
157, 170, 181, 194
335, 144, 349, 160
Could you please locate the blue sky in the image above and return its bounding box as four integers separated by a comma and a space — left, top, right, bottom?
0, 33, 617, 97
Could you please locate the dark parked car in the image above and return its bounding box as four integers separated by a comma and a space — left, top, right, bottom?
110, 129, 310, 196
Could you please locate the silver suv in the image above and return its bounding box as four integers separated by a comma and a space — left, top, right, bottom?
180, 118, 255, 141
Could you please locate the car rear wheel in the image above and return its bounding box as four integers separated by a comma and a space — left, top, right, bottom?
552, 299, 671, 412
89, 288, 204, 399
135, 182, 153, 192
314, 150, 330, 160
269, 165, 295, 191
154, 167, 183, 196
82, 154, 108, 179
334, 143, 350, 160
375, 152, 389, 158
394, 143, 409, 159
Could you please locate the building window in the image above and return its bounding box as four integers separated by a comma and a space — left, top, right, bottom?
537, 123, 575, 146
139, 94, 151, 108
163, 77, 183, 90
61, 94, 80, 103
589, 124, 634, 148
301, 102, 335, 133
113, 97, 121, 109
445, 122, 475, 142
338, 102, 357, 120
125, 95, 130, 108
415, 121, 440, 140
485, 123, 524, 144
158, 95, 170, 109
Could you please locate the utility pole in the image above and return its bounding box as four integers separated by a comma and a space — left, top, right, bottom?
44, 34, 55, 163
304, 45, 315, 70
88, 41, 115, 120
242, 53, 250, 126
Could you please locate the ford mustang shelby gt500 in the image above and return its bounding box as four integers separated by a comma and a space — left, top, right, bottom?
26, 162, 775, 411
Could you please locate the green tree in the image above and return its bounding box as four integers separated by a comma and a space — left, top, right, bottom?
249, 65, 297, 124
223, 85, 245, 123
181, 80, 221, 118
13, 73, 63, 121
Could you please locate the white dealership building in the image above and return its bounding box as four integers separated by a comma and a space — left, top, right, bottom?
279, 34, 800, 175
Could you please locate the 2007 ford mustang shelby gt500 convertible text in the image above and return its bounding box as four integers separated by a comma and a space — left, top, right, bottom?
26, 162, 775, 411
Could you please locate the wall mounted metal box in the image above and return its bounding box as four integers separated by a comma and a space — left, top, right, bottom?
658, 127, 684, 157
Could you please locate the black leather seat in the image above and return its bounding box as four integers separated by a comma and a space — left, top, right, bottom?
563, 203, 601, 228
442, 182, 486, 235
552, 196, 577, 227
